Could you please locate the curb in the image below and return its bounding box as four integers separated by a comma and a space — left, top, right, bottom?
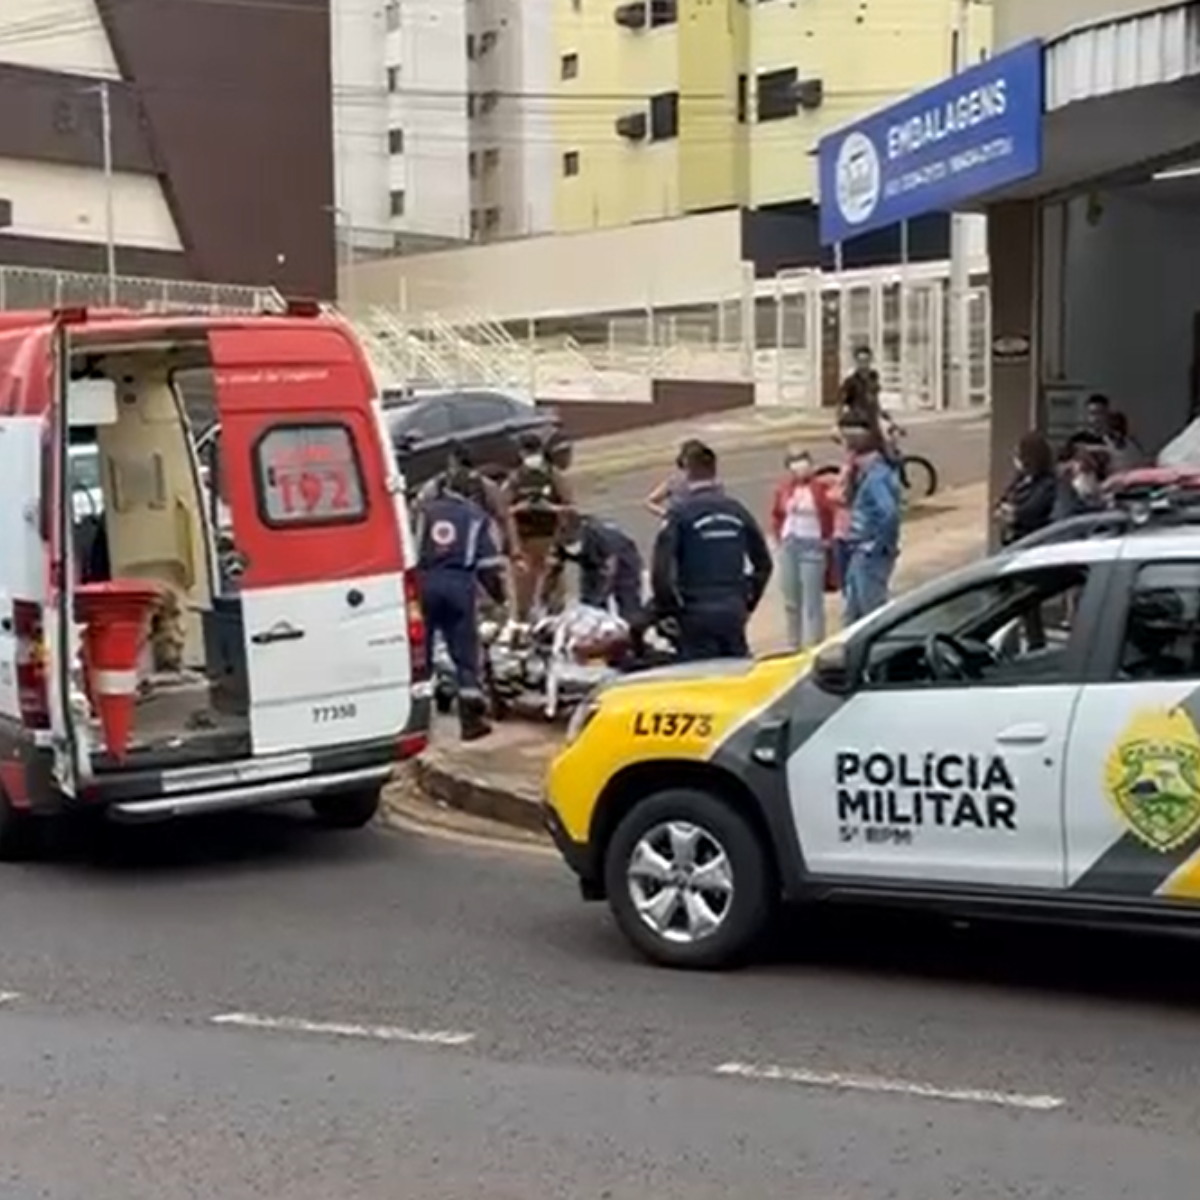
407, 755, 545, 835
574, 409, 991, 480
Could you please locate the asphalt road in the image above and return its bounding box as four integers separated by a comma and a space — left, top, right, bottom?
3, 810, 1200, 1198
579, 414, 990, 550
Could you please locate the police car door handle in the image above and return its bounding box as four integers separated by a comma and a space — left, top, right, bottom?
251, 624, 305, 645
996, 723, 1048, 745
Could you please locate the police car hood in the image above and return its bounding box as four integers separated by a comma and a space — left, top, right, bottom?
600, 659, 753, 689
600, 654, 799, 691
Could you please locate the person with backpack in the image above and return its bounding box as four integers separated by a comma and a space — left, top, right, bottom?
504, 432, 574, 619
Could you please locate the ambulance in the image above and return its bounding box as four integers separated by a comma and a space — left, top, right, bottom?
0, 305, 429, 857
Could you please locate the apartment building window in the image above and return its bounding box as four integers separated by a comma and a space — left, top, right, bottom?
470, 209, 481, 237
468, 151, 479, 178
467, 32, 476, 58
388, 128, 405, 154
561, 52, 578, 80
386, 66, 400, 93
562, 150, 580, 177
736, 73, 747, 123
650, 0, 677, 26
384, 0, 400, 30
649, 91, 678, 141
389, 189, 406, 217
483, 206, 501, 232
467, 92, 477, 116
757, 67, 799, 121
483, 147, 501, 170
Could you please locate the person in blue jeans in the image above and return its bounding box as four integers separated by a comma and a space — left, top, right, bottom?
840, 416, 902, 623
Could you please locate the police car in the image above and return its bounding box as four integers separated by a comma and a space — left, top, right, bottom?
543, 470, 1200, 968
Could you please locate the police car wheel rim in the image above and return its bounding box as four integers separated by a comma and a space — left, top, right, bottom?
626, 821, 734, 945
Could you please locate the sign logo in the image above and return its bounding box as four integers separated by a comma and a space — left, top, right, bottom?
1105, 707, 1200, 852
835, 132, 880, 226
430, 519, 457, 547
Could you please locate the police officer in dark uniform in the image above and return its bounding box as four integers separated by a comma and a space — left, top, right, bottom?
650, 440, 772, 660
539, 511, 644, 622
416, 465, 507, 740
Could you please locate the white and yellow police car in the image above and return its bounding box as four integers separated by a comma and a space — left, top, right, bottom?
543, 478, 1200, 968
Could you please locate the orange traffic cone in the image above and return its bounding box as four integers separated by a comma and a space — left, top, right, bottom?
75, 581, 162, 762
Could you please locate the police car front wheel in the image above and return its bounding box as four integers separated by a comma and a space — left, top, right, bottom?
604, 788, 774, 970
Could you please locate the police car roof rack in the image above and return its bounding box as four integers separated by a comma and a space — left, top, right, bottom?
1008, 475, 1200, 551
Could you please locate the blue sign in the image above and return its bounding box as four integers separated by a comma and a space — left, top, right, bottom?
818, 40, 1043, 246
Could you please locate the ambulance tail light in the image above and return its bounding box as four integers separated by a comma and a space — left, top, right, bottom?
404, 568, 427, 679
13, 601, 50, 729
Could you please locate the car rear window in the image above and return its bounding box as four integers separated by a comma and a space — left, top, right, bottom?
254, 423, 367, 527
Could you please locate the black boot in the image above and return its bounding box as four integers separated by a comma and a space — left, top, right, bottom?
458, 691, 492, 742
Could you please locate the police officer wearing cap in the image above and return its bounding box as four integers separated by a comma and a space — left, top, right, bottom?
650, 440, 772, 660
415, 463, 507, 740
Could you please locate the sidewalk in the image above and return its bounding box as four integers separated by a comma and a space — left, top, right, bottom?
387, 483, 989, 834
574, 406, 990, 477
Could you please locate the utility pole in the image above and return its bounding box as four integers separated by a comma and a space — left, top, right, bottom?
947, 0, 970, 409
91, 80, 117, 305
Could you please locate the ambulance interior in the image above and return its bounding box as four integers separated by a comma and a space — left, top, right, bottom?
66, 339, 250, 768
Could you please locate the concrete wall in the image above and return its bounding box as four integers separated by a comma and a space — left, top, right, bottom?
994, 0, 1174, 49
343, 208, 745, 317
987, 200, 1040, 529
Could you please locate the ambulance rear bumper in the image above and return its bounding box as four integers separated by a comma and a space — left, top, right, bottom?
107, 763, 392, 822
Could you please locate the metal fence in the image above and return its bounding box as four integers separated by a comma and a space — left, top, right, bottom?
348, 259, 991, 410
0, 265, 279, 314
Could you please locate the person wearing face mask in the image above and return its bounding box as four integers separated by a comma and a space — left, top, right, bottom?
995, 431, 1056, 546
505, 432, 574, 618
539, 511, 643, 622
769, 447, 835, 650
1053, 444, 1107, 522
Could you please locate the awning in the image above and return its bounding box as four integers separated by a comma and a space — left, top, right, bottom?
1046, 2, 1200, 111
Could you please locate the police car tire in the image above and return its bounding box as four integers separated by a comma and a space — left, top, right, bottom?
604, 788, 773, 970
310, 785, 382, 830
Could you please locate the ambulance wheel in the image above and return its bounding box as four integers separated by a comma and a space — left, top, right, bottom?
604, 787, 774, 970
310, 785, 382, 830
0, 789, 37, 862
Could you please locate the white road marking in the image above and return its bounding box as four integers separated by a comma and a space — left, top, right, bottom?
714, 1062, 1065, 1112
0, 991, 20, 1005
210, 1011, 475, 1047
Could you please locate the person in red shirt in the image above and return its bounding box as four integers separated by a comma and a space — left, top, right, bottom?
769, 448, 836, 650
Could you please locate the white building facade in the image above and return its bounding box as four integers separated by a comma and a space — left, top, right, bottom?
331, 0, 555, 255
331, 0, 472, 250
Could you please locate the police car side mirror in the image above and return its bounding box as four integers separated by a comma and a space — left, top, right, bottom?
813, 643, 854, 693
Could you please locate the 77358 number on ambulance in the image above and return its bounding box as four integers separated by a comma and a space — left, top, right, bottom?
543, 521, 1200, 969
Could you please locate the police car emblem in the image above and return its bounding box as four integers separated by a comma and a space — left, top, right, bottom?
834, 131, 881, 226
431, 519, 457, 547
1105, 708, 1200, 852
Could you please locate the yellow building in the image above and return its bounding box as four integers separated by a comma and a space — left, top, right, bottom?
551, 0, 993, 233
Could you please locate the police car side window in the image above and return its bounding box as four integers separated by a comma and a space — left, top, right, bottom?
861, 566, 1087, 689
1117, 563, 1200, 681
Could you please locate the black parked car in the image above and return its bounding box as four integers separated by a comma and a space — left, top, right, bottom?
382, 387, 559, 490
